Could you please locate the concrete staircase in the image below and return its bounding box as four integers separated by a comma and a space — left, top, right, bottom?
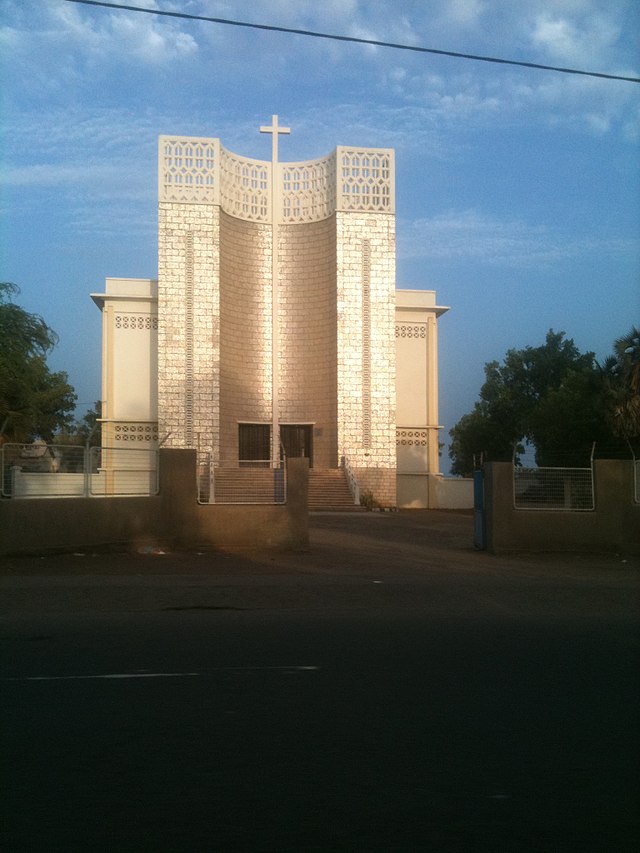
308, 467, 363, 511
203, 467, 285, 504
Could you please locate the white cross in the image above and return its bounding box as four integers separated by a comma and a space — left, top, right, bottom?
259, 114, 290, 166
259, 115, 290, 465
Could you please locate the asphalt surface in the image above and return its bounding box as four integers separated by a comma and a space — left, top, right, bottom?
1, 510, 638, 852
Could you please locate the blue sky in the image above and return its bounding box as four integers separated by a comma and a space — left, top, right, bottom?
1, 0, 639, 468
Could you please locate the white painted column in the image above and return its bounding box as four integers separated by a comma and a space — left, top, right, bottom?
426, 313, 440, 475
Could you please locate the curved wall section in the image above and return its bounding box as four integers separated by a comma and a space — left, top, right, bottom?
281, 156, 336, 223
219, 147, 270, 223
159, 137, 395, 220
219, 211, 272, 461
279, 216, 338, 467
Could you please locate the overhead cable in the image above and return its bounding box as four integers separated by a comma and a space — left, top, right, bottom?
62, 0, 640, 84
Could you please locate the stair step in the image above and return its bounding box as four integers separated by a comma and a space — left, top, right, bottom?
308, 468, 363, 511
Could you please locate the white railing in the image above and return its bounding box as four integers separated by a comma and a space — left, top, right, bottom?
340, 455, 360, 505
197, 454, 286, 505
1, 443, 158, 498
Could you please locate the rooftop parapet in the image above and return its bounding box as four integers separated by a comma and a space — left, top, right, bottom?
158, 136, 394, 222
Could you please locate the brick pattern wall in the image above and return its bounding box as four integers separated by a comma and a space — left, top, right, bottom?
336, 212, 396, 477
279, 217, 338, 467
352, 466, 397, 508
158, 202, 220, 454
219, 211, 272, 461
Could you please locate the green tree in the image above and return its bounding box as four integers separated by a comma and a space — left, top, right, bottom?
528, 367, 615, 465
0, 282, 77, 442
602, 327, 640, 441
75, 400, 102, 444
448, 330, 616, 476
53, 401, 103, 447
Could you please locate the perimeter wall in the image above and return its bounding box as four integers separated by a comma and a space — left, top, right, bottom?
484, 460, 640, 555
0, 450, 308, 557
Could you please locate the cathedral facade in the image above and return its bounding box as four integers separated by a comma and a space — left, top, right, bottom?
92, 120, 448, 508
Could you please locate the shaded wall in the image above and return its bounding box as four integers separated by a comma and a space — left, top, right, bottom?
397, 473, 473, 509
219, 211, 272, 461
485, 460, 640, 554
218, 211, 339, 467
279, 216, 337, 467
0, 450, 308, 557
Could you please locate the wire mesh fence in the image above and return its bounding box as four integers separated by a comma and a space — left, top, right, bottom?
513, 466, 594, 511
197, 455, 286, 504
1, 443, 86, 498
1, 443, 158, 498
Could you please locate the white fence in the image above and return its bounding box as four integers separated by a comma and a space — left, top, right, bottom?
1, 444, 158, 498
197, 455, 286, 504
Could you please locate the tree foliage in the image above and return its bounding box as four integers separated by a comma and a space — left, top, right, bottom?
55, 401, 102, 446
448, 329, 631, 476
75, 400, 102, 443
0, 282, 77, 442
602, 327, 640, 440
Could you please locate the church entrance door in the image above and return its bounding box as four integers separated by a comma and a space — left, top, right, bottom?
280, 425, 313, 467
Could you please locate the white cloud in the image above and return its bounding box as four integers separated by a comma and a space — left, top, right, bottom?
382, 55, 638, 139
435, 0, 487, 30
371, 1, 638, 137
2, 0, 197, 77
399, 209, 640, 267
2, 1, 636, 140
530, 9, 621, 67
1, 163, 117, 187
106, 7, 198, 63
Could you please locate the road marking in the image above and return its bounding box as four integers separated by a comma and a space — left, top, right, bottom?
12, 673, 201, 681
4, 666, 320, 682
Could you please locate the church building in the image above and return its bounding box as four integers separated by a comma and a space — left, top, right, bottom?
91, 118, 449, 508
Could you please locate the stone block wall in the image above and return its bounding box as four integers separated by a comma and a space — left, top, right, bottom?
336, 211, 396, 492
157, 202, 220, 454
353, 466, 397, 508
279, 216, 338, 467
219, 211, 272, 461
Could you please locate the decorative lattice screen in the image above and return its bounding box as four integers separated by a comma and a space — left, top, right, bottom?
159, 138, 395, 219
159, 137, 219, 204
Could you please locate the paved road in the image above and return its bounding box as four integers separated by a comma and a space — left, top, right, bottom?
1, 512, 638, 851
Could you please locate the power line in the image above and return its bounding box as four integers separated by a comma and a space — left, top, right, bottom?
62, 0, 640, 84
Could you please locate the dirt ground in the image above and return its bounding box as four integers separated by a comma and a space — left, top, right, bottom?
2, 509, 638, 580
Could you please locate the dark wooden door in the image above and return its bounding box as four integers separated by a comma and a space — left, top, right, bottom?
280, 425, 313, 467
